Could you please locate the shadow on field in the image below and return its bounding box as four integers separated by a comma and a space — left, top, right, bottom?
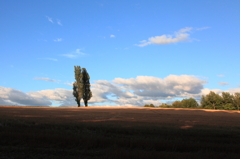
0, 106, 240, 159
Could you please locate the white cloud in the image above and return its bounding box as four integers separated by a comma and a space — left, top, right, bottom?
46, 16, 54, 23
0, 87, 51, 106
137, 27, 209, 47
61, 49, 85, 58
54, 38, 63, 42
217, 75, 225, 77
34, 77, 57, 82
57, 19, 62, 26
27, 89, 77, 107
138, 27, 193, 47
110, 35, 115, 38
0, 98, 14, 106
200, 88, 223, 96
228, 88, 240, 94
0, 87, 77, 107
201, 88, 240, 96
88, 75, 208, 107
2, 75, 206, 107
2, 74, 239, 107
0, 84, 84, 107
218, 82, 229, 86
91, 80, 135, 102
142, 99, 162, 106
28, 89, 72, 101
113, 75, 207, 97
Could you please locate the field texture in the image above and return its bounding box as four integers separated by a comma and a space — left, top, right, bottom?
0, 106, 240, 159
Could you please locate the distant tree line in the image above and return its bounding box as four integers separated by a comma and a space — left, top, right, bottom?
144, 91, 240, 111
201, 91, 240, 110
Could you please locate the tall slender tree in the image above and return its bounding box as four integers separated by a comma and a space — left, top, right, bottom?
73, 82, 80, 106
81, 68, 92, 107
73, 66, 83, 107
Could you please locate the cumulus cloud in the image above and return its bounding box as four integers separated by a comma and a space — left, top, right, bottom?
113, 75, 207, 97
61, 49, 85, 58
138, 27, 193, 47
3, 75, 237, 107
54, 38, 63, 42
201, 88, 240, 96
27, 88, 77, 107
218, 82, 229, 86
28, 89, 72, 101
200, 88, 223, 96
217, 75, 225, 77
90, 83, 158, 107
1, 86, 91, 107
34, 77, 57, 82
228, 88, 240, 94
0, 98, 13, 106
90, 80, 135, 105
0, 87, 51, 106
87, 75, 208, 107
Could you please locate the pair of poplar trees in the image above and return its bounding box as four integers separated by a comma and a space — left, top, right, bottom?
73, 66, 92, 107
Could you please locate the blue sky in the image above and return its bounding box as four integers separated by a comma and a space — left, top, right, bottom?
0, 0, 240, 107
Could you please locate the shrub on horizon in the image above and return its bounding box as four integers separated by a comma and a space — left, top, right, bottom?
144, 104, 155, 107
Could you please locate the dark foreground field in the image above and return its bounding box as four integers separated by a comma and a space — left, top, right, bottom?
0, 106, 240, 159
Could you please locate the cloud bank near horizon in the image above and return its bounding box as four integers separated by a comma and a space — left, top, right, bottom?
0, 75, 236, 107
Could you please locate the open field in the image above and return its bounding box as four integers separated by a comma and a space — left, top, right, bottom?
0, 106, 240, 159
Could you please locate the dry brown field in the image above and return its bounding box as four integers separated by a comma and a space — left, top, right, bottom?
0, 106, 240, 159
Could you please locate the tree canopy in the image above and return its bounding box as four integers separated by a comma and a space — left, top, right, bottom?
81, 68, 92, 107
73, 66, 92, 107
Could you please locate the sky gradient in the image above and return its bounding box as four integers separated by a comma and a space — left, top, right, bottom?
1, 0, 240, 107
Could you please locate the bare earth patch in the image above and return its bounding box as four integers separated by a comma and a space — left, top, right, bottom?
0, 106, 239, 128
0, 106, 240, 159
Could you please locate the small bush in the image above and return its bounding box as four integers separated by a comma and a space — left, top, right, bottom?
144, 104, 155, 107
159, 103, 172, 108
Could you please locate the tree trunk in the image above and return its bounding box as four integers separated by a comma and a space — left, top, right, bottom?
78, 99, 81, 107
84, 100, 88, 107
